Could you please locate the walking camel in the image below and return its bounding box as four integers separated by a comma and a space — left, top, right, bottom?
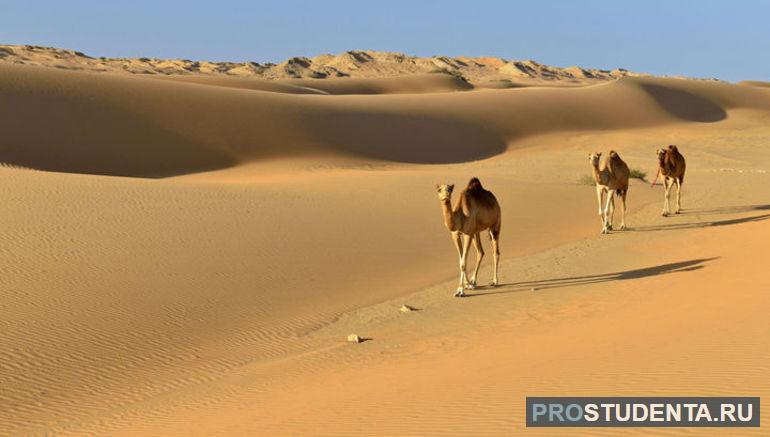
651, 145, 686, 216
436, 177, 501, 297
588, 151, 630, 234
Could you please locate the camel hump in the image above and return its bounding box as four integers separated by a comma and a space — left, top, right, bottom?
668, 145, 684, 159
467, 177, 483, 191
607, 150, 626, 167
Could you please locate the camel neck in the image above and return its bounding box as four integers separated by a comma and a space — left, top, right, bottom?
591, 163, 603, 184
660, 154, 670, 174
441, 198, 459, 231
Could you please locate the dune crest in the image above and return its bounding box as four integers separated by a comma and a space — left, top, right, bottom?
739, 80, 770, 88
0, 44, 650, 85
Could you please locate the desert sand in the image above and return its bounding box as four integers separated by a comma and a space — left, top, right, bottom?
1, 49, 769, 436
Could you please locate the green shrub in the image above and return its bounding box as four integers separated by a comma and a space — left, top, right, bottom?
578, 174, 595, 186
629, 168, 647, 181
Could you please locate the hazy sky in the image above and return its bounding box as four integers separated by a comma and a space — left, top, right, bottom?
1, 0, 768, 81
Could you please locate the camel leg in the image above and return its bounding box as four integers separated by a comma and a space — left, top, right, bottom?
451, 231, 463, 264
452, 232, 464, 296
468, 232, 484, 289
596, 186, 606, 231
662, 178, 671, 216
595, 185, 604, 218
675, 178, 682, 214
608, 194, 616, 231
489, 227, 500, 286
455, 233, 473, 297
460, 233, 473, 288
602, 189, 615, 234
619, 190, 628, 230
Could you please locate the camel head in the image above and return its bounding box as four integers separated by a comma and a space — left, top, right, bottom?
435, 184, 454, 202
656, 148, 667, 163
588, 152, 602, 167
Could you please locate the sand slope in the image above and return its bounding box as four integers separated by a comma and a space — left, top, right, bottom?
2, 63, 767, 177
1, 62, 770, 435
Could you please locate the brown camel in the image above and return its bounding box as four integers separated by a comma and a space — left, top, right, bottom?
436, 177, 501, 297
652, 145, 686, 216
588, 151, 630, 234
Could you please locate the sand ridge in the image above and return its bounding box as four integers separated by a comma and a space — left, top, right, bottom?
0, 44, 650, 85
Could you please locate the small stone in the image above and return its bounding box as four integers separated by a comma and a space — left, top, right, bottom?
347, 334, 363, 343
531, 287, 538, 292
399, 304, 416, 313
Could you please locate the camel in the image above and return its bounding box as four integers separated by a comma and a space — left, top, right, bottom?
588, 151, 630, 234
652, 145, 686, 216
436, 177, 501, 297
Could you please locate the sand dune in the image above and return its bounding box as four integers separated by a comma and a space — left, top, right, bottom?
1, 55, 770, 436
1, 63, 766, 177
0, 44, 648, 84
739, 80, 770, 88
152, 72, 475, 95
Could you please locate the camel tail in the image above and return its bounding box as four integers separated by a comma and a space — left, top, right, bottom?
679, 173, 685, 184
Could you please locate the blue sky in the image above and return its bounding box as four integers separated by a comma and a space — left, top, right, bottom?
1, 0, 768, 81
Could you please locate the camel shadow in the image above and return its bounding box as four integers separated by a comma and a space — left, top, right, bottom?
467, 257, 717, 297
678, 204, 770, 216
631, 212, 770, 232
